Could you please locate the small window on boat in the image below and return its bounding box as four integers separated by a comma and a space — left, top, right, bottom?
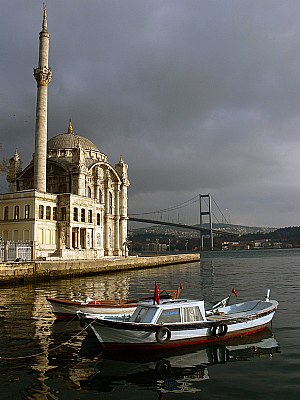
134, 307, 148, 323
182, 306, 202, 322
157, 308, 181, 324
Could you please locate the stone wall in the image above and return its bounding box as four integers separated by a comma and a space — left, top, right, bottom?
0, 254, 200, 286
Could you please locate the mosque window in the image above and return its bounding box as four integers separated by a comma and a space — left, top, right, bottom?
24, 205, 30, 219
39, 205, 44, 219
99, 189, 102, 203
61, 207, 67, 221
4, 206, 9, 221
14, 206, 20, 220
53, 207, 57, 220
87, 187, 92, 198
81, 208, 85, 222
46, 206, 51, 220
88, 210, 92, 223
74, 207, 78, 221
97, 213, 100, 225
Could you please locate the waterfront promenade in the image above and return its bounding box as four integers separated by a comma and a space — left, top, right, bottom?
0, 253, 200, 286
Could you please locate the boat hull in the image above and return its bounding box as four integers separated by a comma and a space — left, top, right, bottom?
47, 298, 136, 320
88, 303, 277, 350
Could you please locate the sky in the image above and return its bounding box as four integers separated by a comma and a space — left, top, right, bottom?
1, 0, 300, 228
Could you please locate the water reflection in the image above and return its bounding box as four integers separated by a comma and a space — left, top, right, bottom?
77, 329, 280, 395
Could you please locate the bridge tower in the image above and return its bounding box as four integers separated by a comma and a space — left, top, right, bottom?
199, 194, 214, 250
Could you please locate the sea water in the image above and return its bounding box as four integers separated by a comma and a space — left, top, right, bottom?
0, 248, 299, 399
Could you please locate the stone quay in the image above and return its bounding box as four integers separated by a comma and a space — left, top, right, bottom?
0, 253, 200, 286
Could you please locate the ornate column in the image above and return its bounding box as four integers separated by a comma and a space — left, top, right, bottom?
104, 181, 111, 255
113, 184, 120, 255
115, 156, 130, 255
119, 185, 128, 250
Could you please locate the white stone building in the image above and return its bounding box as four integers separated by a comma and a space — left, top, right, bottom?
0, 7, 129, 260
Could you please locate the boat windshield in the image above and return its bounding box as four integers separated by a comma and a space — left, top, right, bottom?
157, 308, 181, 323
133, 307, 148, 322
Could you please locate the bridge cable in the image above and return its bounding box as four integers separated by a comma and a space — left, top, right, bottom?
129, 195, 199, 216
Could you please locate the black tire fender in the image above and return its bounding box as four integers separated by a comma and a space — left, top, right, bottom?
155, 326, 171, 344
210, 322, 228, 337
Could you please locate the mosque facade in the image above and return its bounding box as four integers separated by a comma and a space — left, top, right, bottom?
0, 7, 130, 260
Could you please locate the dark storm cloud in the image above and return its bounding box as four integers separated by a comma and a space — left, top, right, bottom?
1, 0, 300, 226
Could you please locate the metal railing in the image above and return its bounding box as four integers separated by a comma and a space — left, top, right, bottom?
0, 240, 33, 262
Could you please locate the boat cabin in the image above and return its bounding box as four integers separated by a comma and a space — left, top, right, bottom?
129, 299, 207, 324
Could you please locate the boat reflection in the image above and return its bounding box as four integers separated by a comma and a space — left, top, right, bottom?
78, 328, 280, 394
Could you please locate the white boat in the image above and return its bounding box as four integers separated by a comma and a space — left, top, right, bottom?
80, 290, 278, 350
47, 287, 181, 320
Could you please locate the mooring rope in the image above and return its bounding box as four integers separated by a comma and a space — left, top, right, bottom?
0, 320, 94, 361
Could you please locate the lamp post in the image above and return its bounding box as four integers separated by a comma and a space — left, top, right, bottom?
185, 239, 189, 252
168, 238, 171, 253
123, 238, 132, 258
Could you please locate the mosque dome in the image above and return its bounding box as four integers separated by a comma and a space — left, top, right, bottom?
47, 120, 99, 151
47, 133, 99, 151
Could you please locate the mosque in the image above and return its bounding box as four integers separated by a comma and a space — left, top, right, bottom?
0, 7, 130, 260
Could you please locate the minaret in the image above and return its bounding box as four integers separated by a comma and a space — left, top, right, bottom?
33, 5, 52, 192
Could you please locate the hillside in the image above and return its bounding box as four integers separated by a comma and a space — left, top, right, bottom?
129, 222, 276, 237
240, 226, 300, 245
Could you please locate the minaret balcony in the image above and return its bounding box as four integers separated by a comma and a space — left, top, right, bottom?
33, 66, 52, 87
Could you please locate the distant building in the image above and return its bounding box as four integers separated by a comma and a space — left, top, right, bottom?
0, 7, 129, 260
222, 241, 250, 251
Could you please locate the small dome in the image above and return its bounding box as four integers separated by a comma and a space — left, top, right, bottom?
47, 133, 99, 151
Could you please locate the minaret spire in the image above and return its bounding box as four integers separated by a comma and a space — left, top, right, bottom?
33, 5, 52, 192
42, 3, 48, 31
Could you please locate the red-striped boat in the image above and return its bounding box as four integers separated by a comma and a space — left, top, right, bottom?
47, 288, 181, 321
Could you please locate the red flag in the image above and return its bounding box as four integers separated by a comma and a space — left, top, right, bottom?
231, 287, 238, 297
154, 282, 160, 305
179, 282, 183, 290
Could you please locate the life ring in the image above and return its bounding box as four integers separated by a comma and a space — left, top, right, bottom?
155, 326, 171, 344
211, 322, 228, 337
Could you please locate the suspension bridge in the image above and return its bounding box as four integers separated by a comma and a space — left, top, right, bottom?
128, 194, 234, 250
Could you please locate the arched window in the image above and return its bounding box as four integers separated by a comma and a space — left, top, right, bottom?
14, 206, 20, 220
24, 205, 30, 219
39, 205, 44, 219
46, 206, 51, 220
4, 206, 9, 221
74, 207, 78, 221
81, 208, 85, 222
87, 187, 92, 198
98, 189, 102, 203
